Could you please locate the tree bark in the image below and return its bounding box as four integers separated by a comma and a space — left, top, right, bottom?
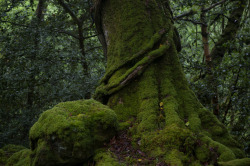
58, 0, 89, 76
210, 0, 246, 67
27, 0, 47, 109
205, 0, 246, 118
93, 0, 244, 165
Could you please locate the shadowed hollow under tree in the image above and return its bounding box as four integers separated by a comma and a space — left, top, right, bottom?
1, 0, 250, 166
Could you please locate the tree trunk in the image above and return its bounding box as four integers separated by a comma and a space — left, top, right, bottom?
93, 0, 244, 165
27, 0, 47, 109
58, 0, 89, 76
205, 0, 246, 118
200, 7, 220, 117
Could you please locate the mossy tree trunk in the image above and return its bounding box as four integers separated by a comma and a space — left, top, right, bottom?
93, 0, 245, 165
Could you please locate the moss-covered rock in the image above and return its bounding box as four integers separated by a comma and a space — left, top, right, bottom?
29, 99, 118, 166
6, 149, 31, 166
0, 144, 26, 165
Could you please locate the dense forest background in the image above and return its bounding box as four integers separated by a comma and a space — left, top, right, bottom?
0, 0, 249, 156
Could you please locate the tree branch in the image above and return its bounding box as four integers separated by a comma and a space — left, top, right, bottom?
85, 46, 102, 52
174, 0, 228, 20
54, 29, 79, 39
0, 20, 34, 28
222, 67, 241, 123
174, 10, 196, 20
202, 0, 228, 12
84, 34, 98, 39
176, 19, 206, 26
210, 0, 246, 67
57, 0, 79, 24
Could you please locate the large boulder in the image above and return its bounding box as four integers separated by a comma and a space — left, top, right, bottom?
29, 99, 118, 166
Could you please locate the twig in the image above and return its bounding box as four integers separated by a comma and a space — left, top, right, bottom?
174, 0, 228, 20
177, 19, 207, 26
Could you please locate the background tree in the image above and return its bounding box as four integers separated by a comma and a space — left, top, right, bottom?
171, 0, 249, 154
0, 0, 105, 147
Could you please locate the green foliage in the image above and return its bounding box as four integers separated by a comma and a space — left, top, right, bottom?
171, 0, 250, 156
0, 0, 105, 147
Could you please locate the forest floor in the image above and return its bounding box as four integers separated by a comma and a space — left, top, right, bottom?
106, 131, 168, 166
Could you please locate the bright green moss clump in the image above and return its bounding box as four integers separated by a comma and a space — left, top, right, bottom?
29, 99, 118, 166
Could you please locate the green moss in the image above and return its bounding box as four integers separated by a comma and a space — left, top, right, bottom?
29, 99, 118, 166
30, 139, 60, 166
0, 144, 26, 165
118, 118, 134, 131
0, 149, 8, 165
94, 0, 173, 102
108, 81, 140, 122
6, 149, 31, 166
1, 144, 26, 155
100, 29, 167, 85
201, 136, 236, 162
94, 150, 122, 166
198, 109, 243, 159
218, 158, 250, 166
93, 0, 245, 165
195, 144, 210, 163
163, 96, 183, 126
136, 97, 159, 132
102, 0, 162, 70
149, 147, 164, 157
95, 43, 170, 102
190, 161, 202, 166
141, 124, 195, 157
164, 149, 184, 166
199, 109, 227, 137
178, 90, 202, 132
